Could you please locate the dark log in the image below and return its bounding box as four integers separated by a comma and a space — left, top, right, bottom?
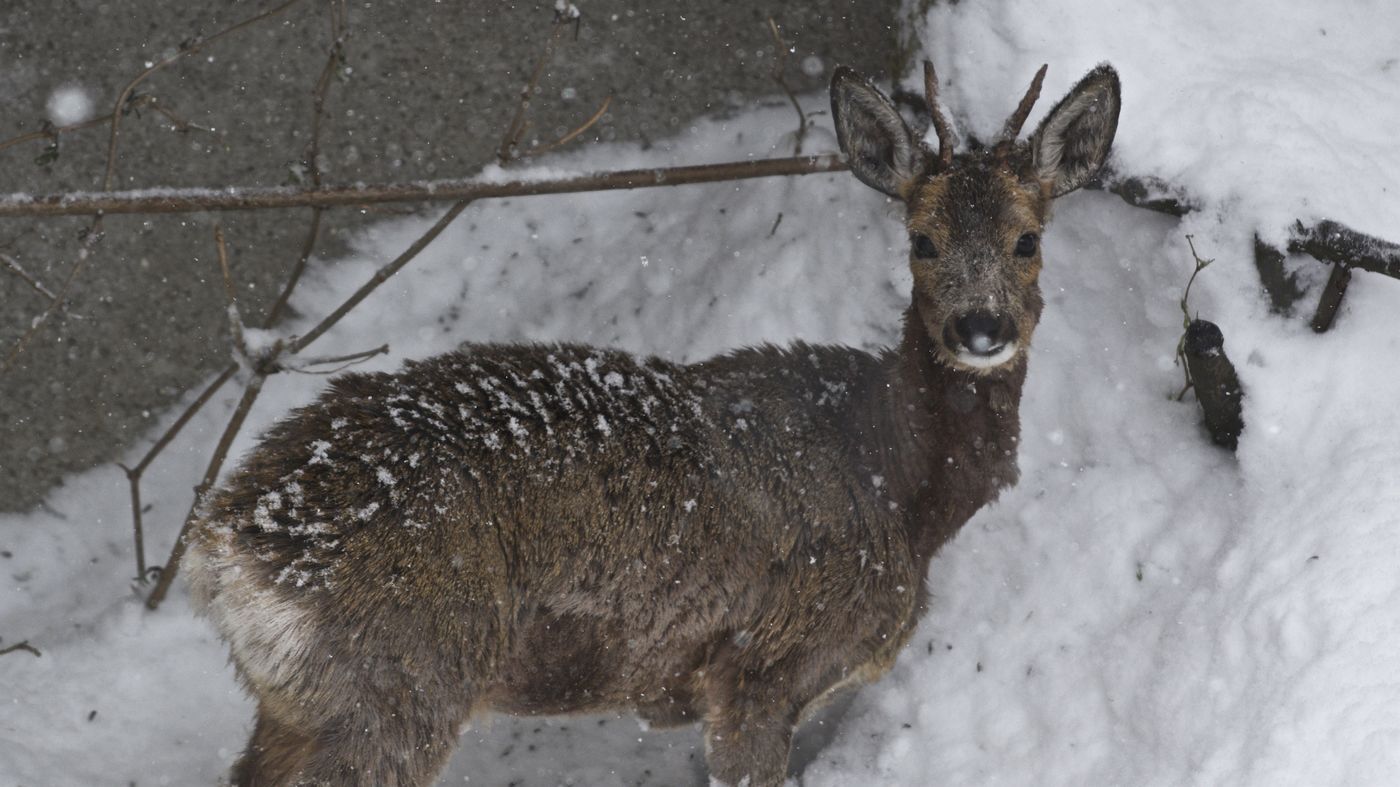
1290, 219, 1400, 280
1184, 319, 1245, 450
1310, 263, 1352, 333
1252, 234, 1305, 314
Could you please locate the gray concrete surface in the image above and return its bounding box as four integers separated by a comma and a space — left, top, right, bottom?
0, 0, 901, 512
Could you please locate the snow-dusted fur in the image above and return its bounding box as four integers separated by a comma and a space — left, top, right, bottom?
185, 65, 1119, 786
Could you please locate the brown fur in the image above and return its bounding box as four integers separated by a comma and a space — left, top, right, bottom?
185, 62, 1120, 786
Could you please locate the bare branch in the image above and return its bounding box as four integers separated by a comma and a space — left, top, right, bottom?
995, 64, 1047, 158
923, 60, 955, 167
288, 200, 472, 355
267, 0, 349, 327
0, 252, 57, 301
145, 373, 269, 610
0, 154, 849, 218
120, 363, 238, 580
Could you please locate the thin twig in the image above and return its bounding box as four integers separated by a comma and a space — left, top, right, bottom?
0, 640, 42, 658
0, 92, 209, 156
145, 373, 268, 610
1174, 234, 1214, 401
498, 14, 573, 164
213, 225, 249, 361
0, 155, 850, 217
288, 200, 473, 355
144, 100, 220, 136
119, 363, 238, 580
284, 342, 390, 374
522, 95, 612, 159
99, 0, 308, 192
0, 252, 57, 301
767, 17, 809, 154
1, 229, 101, 375
266, 0, 348, 326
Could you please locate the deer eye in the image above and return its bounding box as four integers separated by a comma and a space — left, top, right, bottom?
1014, 233, 1038, 257
911, 233, 938, 259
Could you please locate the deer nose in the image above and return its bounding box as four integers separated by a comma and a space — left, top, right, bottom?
946, 311, 1018, 356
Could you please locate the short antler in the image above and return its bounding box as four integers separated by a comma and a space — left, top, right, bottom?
923, 60, 956, 168
994, 64, 1048, 159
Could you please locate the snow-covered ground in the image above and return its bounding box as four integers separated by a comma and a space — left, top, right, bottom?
4, 1, 1400, 784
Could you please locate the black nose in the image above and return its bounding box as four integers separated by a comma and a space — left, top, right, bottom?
947, 311, 1017, 356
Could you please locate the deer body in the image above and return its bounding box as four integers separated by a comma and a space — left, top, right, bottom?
187, 61, 1119, 786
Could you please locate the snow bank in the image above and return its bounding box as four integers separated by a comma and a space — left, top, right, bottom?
918, 0, 1400, 245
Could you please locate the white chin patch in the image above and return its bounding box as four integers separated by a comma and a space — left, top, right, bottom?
954, 342, 1018, 370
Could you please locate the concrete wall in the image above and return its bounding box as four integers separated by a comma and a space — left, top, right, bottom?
0, 0, 901, 512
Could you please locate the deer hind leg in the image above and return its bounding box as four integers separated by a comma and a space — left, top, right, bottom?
230, 667, 476, 787
700, 665, 801, 787
230, 703, 314, 787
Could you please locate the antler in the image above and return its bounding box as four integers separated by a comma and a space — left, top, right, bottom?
994, 64, 1048, 159
923, 59, 956, 168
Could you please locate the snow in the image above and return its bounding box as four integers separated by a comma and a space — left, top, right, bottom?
4, 2, 1400, 784
45, 85, 94, 127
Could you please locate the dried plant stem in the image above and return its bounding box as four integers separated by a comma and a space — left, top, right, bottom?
767, 18, 809, 154
213, 225, 251, 362
498, 16, 571, 163
497, 9, 609, 164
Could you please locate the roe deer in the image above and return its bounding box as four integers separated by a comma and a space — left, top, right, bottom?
185, 60, 1120, 786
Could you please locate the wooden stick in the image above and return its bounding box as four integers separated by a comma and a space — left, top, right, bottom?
0, 155, 849, 218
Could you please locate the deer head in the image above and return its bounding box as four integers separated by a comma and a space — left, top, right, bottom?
831, 60, 1120, 373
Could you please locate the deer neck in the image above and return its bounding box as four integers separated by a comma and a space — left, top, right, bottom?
864, 298, 1027, 563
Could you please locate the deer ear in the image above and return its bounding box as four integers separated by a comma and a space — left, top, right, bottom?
1031, 64, 1120, 197
831, 66, 927, 200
